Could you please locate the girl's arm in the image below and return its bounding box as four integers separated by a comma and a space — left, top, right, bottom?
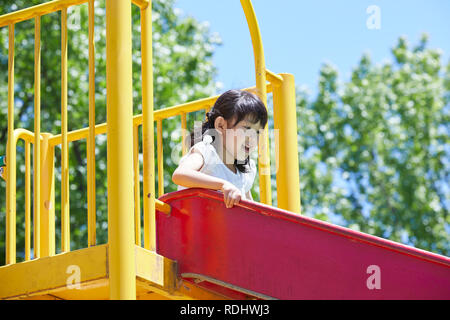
246, 190, 253, 201
172, 149, 242, 208
172, 151, 225, 190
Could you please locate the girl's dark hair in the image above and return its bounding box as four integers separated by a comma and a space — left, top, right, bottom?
188, 89, 268, 173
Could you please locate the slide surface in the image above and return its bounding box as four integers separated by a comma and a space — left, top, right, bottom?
156, 188, 450, 299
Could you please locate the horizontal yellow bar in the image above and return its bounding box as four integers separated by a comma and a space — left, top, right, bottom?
48, 122, 106, 147
48, 84, 273, 147
266, 69, 283, 87
14, 128, 39, 145
155, 199, 170, 215
152, 84, 272, 121
0, 0, 88, 28
0, 0, 151, 28
131, 0, 150, 9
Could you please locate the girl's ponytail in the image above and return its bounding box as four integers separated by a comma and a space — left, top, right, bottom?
187, 109, 220, 149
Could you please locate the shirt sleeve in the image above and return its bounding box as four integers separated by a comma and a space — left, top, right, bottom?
178, 140, 212, 168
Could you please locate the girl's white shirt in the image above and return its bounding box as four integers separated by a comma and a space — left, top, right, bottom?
177, 135, 257, 200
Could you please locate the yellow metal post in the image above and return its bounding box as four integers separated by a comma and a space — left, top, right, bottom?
273, 73, 301, 214
87, 0, 96, 247
61, 8, 70, 253
25, 142, 31, 261
106, 0, 136, 299
157, 119, 164, 197
34, 15, 41, 259
39, 133, 55, 257
181, 112, 187, 156
133, 125, 141, 246
241, 0, 272, 206
6, 23, 16, 265
140, 2, 157, 251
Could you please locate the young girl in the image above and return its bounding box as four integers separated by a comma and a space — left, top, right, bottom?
172, 89, 268, 208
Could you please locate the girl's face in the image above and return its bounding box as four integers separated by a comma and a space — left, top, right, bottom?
224, 116, 263, 163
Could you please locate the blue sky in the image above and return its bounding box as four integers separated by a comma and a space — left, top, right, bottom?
174, 1, 449, 234
175, 0, 450, 97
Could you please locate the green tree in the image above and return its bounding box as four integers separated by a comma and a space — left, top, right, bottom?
298, 34, 449, 255
0, 0, 221, 264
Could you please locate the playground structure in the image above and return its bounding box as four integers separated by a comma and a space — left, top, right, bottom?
0, 0, 449, 300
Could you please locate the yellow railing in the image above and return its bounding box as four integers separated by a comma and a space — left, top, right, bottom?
1, 0, 301, 299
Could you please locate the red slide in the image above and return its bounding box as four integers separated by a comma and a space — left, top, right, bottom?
156, 188, 450, 299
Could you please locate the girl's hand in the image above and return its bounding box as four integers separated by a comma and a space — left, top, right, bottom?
221, 181, 242, 208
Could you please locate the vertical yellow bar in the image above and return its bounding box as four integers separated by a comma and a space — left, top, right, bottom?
61, 8, 70, 252
87, 0, 97, 247
181, 112, 187, 156
240, 0, 271, 206
25, 142, 31, 261
106, 0, 136, 300
273, 74, 301, 214
140, 2, 156, 251
157, 119, 164, 197
39, 133, 55, 257
6, 23, 16, 265
34, 16, 41, 259
133, 125, 141, 246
